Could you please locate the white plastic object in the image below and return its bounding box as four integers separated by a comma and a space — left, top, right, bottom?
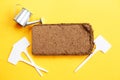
8, 37, 48, 76
74, 35, 111, 72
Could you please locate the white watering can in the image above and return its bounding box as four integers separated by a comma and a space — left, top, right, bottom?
14, 8, 42, 27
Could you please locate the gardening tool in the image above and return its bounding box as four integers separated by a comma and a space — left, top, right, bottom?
14, 8, 42, 27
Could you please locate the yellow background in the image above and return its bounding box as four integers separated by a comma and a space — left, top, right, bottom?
0, 0, 120, 80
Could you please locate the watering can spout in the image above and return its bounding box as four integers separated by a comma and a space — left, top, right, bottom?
27, 19, 42, 25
